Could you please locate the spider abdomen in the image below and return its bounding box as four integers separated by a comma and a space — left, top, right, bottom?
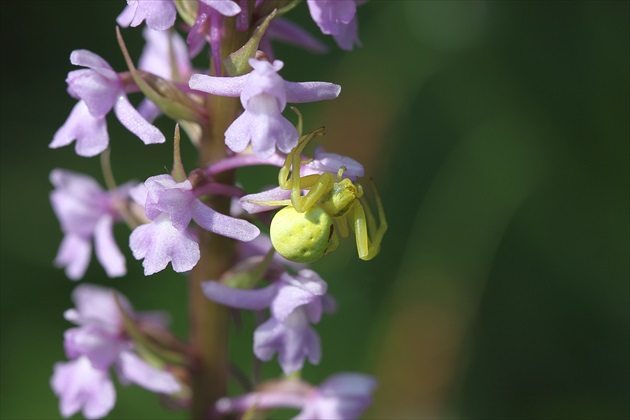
270, 206, 335, 263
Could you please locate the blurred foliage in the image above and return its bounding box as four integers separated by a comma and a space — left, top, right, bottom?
0, 1, 628, 419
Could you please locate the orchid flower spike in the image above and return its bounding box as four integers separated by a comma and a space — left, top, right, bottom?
50, 50, 165, 157
189, 58, 341, 159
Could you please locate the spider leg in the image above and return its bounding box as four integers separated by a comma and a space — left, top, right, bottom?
361, 180, 388, 261
351, 201, 370, 259
360, 196, 377, 237
279, 127, 325, 190
248, 199, 293, 207
336, 214, 350, 238
292, 172, 335, 213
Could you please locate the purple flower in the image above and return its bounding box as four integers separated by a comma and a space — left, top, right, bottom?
203, 269, 332, 374
187, 0, 241, 74
51, 356, 115, 420
139, 27, 192, 82
129, 174, 260, 275
50, 50, 165, 157
117, 0, 177, 31
189, 59, 341, 158
307, 0, 362, 50
240, 147, 364, 214
51, 284, 181, 419
216, 373, 377, 419
50, 169, 130, 280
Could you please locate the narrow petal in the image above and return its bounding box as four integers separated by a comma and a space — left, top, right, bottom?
283, 81, 341, 103
305, 326, 321, 365
216, 390, 306, 414
191, 199, 260, 241
137, 99, 161, 123
267, 18, 329, 54
240, 186, 290, 214
113, 95, 165, 144
116, 351, 181, 394
50, 101, 109, 158
116, 3, 136, 27
202, 0, 241, 16
202, 281, 278, 310
93, 215, 126, 278
55, 234, 91, 281
332, 15, 361, 51
320, 373, 378, 397
189, 73, 247, 96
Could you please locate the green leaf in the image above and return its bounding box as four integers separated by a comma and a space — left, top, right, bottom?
223, 9, 278, 77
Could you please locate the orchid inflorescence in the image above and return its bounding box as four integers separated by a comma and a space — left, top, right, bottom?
48, 1, 384, 419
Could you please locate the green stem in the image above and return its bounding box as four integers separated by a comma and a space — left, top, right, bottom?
189, 93, 241, 420
188, 13, 252, 419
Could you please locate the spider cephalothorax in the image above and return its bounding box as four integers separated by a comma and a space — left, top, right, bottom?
251, 128, 387, 263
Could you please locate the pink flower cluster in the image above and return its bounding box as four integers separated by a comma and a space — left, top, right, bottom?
48, 1, 376, 419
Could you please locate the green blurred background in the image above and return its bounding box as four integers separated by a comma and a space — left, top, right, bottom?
1, 1, 628, 418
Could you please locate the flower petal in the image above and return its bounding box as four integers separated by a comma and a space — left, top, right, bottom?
191, 199, 260, 241
189, 73, 247, 96
70, 50, 117, 80
267, 18, 329, 54
129, 215, 200, 275
129, 0, 177, 31
50, 101, 109, 158
283, 80, 341, 103
116, 351, 181, 394
240, 186, 291, 214
51, 357, 116, 420
114, 95, 165, 145
66, 69, 119, 118
202, 281, 278, 310
93, 215, 126, 278
202, 0, 242, 16
54, 234, 92, 281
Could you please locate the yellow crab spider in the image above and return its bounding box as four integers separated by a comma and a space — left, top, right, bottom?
251, 128, 387, 263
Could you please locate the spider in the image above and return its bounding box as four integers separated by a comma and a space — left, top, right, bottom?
251, 127, 387, 263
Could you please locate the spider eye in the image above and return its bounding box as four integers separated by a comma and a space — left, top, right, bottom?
270, 206, 334, 263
